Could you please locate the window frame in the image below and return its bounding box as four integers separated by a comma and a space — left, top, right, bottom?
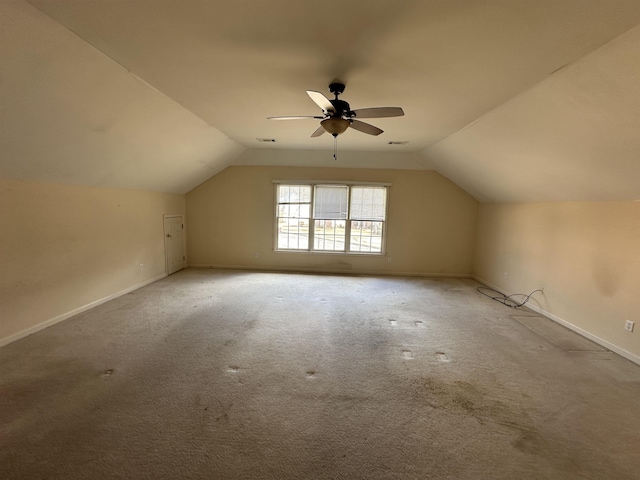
274, 180, 390, 255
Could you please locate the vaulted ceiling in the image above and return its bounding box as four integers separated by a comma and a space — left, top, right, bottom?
2, 0, 640, 202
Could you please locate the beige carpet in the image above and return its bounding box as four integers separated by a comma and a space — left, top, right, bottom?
1, 268, 640, 479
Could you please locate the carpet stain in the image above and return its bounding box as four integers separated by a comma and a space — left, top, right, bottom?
215, 412, 229, 423
513, 431, 546, 454
417, 377, 544, 454
214, 403, 233, 423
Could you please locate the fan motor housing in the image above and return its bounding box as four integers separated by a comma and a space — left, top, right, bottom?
330, 99, 351, 117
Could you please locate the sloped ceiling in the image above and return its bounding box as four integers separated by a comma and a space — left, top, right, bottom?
2, 0, 640, 200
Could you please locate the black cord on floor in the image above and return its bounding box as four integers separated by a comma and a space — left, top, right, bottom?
477, 286, 543, 309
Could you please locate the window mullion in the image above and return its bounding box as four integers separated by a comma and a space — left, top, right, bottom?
345, 186, 352, 252
309, 186, 315, 251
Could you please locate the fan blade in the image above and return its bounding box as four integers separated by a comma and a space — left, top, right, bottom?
350, 120, 383, 136
311, 126, 326, 137
267, 115, 324, 120
351, 107, 404, 119
307, 91, 335, 113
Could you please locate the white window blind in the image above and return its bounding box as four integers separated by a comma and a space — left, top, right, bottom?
314, 185, 348, 219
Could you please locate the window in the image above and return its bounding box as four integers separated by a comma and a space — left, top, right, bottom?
275, 183, 388, 254
313, 185, 348, 251
276, 185, 311, 250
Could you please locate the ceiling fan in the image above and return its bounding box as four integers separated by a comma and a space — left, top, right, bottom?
267, 82, 404, 138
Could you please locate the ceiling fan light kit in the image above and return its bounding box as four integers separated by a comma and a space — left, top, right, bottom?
321, 117, 350, 136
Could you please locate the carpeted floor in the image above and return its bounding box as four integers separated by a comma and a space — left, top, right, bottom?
1, 268, 639, 479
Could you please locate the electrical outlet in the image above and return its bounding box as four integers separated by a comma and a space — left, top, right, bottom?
625, 320, 634, 332
139, 264, 144, 271
503, 272, 508, 280
253, 252, 259, 258
387, 257, 392, 263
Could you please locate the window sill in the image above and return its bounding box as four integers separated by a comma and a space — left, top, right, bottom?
273, 249, 386, 257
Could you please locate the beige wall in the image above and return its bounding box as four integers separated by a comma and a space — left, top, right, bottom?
186, 165, 478, 276
0, 178, 185, 345
6, 169, 637, 364
474, 201, 640, 360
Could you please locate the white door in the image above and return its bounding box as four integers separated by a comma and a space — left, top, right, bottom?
164, 215, 185, 275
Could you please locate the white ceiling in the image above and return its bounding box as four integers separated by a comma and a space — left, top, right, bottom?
2, 0, 640, 201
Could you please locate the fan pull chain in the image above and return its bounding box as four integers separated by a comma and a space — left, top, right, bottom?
333, 135, 338, 161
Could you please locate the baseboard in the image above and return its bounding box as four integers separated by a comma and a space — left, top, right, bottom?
0, 273, 167, 348
188, 263, 472, 279
473, 276, 640, 366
